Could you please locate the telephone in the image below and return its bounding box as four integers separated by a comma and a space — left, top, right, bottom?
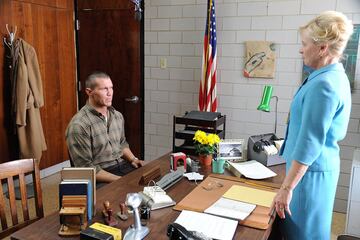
139, 185, 176, 210
167, 223, 211, 240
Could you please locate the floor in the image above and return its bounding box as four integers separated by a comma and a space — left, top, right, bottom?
2, 173, 347, 240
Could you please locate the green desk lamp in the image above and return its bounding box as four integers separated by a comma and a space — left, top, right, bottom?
257, 85, 278, 135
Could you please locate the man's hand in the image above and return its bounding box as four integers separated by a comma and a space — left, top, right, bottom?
131, 158, 144, 168
123, 148, 144, 168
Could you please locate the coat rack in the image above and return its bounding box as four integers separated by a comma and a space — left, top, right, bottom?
3, 24, 17, 46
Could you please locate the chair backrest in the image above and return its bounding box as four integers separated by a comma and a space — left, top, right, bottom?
0, 158, 44, 238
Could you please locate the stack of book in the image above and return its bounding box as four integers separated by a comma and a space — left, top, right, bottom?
59, 167, 96, 221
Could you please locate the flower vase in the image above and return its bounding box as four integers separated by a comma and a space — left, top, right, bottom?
199, 154, 212, 166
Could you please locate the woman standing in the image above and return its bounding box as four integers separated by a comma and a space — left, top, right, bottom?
272, 11, 354, 239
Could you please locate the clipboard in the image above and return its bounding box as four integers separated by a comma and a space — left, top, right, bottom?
173, 175, 279, 229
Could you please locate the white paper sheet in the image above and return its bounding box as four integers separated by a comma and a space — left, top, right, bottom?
228, 160, 277, 179
175, 210, 238, 240
204, 197, 256, 220
183, 172, 204, 181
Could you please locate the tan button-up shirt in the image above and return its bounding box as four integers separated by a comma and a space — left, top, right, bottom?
65, 104, 129, 173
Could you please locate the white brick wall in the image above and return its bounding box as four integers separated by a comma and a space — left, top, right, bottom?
144, 0, 360, 213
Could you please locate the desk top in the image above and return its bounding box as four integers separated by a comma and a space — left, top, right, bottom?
11, 154, 285, 240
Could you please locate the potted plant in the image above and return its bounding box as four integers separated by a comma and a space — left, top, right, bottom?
193, 130, 220, 166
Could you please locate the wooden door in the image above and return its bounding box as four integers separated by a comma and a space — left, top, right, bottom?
76, 0, 144, 158
0, 0, 77, 168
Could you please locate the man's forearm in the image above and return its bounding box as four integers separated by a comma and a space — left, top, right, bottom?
96, 169, 121, 183
122, 147, 137, 162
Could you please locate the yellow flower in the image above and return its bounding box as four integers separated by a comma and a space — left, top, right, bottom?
193, 130, 207, 144
193, 130, 220, 155
207, 133, 220, 146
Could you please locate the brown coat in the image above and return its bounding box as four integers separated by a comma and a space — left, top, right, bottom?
15, 39, 47, 160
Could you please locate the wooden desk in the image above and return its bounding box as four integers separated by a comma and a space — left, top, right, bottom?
11, 154, 285, 240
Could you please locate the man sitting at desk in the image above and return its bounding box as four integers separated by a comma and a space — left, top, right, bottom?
66, 71, 143, 183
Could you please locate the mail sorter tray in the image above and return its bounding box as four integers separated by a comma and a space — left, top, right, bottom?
247, 133, 285, 167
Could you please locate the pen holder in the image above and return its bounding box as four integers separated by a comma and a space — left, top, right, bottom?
212, 158, 228, 174
140, 205, 151, 220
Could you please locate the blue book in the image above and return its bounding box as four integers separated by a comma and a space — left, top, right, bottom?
59, 179, 93, 220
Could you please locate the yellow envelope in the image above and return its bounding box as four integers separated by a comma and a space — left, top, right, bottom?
223, 185, 276, 208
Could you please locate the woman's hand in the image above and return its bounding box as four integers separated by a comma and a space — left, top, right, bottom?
271, 186, 293, 219
270, 160, 308, 219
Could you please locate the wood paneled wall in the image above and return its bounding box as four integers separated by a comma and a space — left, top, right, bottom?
0, 0, 77, 169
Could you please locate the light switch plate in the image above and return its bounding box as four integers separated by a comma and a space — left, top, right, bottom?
160, 57, 167, 69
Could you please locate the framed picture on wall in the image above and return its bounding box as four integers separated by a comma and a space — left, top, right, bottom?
243, 41, 276, 78
218, 139, 244, 162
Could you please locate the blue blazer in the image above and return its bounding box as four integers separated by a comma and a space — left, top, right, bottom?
282, 63, 351, 172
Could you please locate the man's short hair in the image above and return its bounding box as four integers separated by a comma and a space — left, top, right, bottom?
85, 71, 110, 89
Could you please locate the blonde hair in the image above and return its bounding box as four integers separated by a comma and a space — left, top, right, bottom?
299, 11, 353, 57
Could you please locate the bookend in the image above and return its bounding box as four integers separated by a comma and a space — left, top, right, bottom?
58, 195, 88, 236
139, 166, 161, 185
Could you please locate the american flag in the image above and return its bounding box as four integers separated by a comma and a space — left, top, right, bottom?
199, 0, 217, 112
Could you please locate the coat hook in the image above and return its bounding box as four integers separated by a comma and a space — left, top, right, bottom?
5, 24, 17, 44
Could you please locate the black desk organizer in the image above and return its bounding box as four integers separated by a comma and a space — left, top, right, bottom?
247, 133, 285, 166
172, 111, 226, 156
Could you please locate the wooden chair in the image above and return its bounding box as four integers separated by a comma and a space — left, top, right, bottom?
0, 159, 44, 238
338, 235, 360, 240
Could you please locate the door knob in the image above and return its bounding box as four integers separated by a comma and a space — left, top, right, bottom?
125, 96, 140, 103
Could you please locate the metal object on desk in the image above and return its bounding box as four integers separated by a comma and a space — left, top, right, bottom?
170, 152, 187, 171
124, 193, 150, 240
247, 133, 285, 166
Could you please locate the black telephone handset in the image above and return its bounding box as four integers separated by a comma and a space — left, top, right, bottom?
167, 223, 211, 240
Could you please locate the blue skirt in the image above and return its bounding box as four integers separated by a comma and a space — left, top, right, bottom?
281, 170, 339, 240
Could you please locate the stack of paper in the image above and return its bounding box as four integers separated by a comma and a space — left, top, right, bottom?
223, 185, 276, 208
204, 197, 256, 220
183, 172, 204, 181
